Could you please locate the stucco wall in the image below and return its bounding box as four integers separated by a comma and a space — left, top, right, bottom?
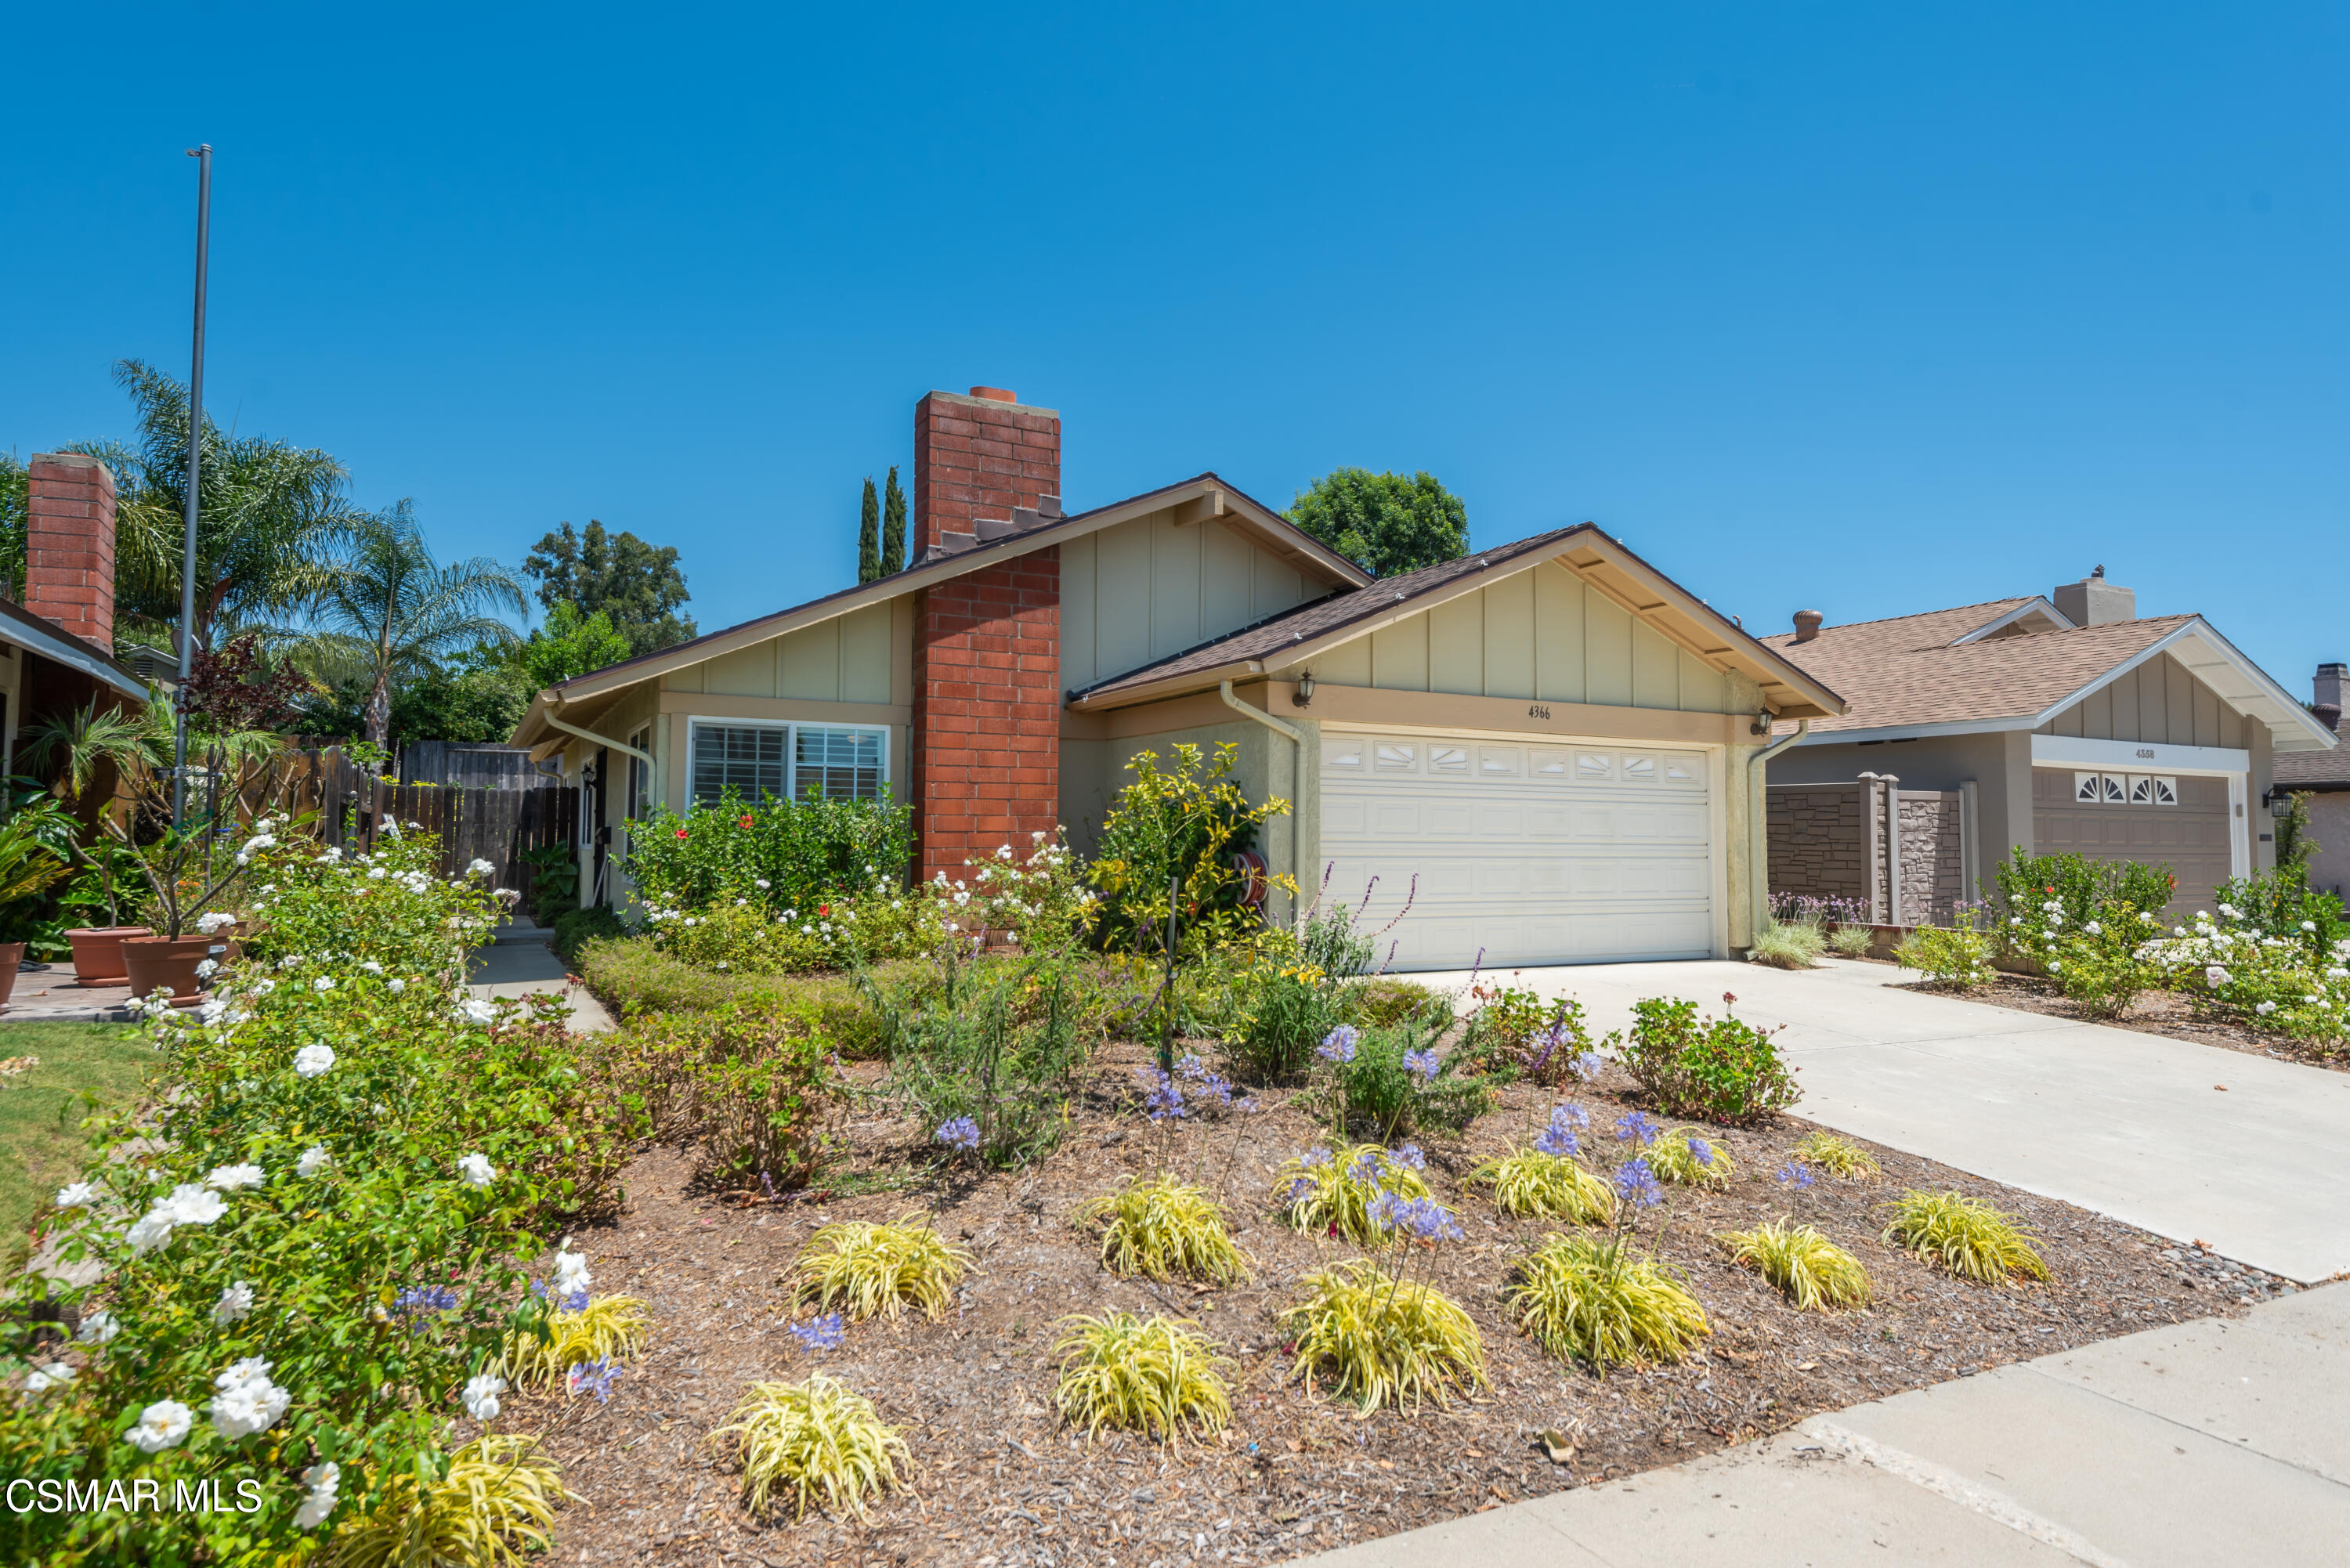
2299, 794, 2350, 902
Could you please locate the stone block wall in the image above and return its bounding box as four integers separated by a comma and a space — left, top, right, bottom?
1766, 784, 1869, 905
1898, 790, 1968, 922
1770, 781, 1968, 923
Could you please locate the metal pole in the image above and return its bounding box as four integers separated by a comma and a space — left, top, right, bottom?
172, 144, 211, 829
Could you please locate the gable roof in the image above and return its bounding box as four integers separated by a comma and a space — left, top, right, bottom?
0, 596, 147, 702
1070, 523, 1849, 719
1762, 605, 2339, 753
510, 472, 1369, 746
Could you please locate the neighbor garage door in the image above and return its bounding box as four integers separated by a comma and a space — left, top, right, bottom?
1318, 730, 1716, 972
2030, 767, 2236, 914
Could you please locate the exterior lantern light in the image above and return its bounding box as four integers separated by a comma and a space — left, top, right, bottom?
1292, 671, 1314, 707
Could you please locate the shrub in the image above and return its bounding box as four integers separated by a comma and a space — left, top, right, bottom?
1648, 1125, 1734, 1187
2041, 898, 2164, 1017
1466, 1149, 1613, 1223
1991, 847, 2175, 961
1225, 966, 1337, 1083
1459, 987, 1599, 1086
1791, 1131, 1880, 1180
1504, 1234, 1709, 1370
2214, 866, 2348, 956
1278, 1262, 1488, 1412
628, 786, 915, 918
1325, 1019, 1492, 1140
712, 1374, 911, 1521
1340, 975, 1441, 1029
1716, 1222, 1871, 1310
1075, 1176, 1249, 1284
551, 903, 628, 964
1052, 1313, 1232, 1446
1274, 1143, 1435, 1246
2158, 889, 2350, 1052
579, 937, 912, 1050
332, 1435, 573, 1568
519, 840, 580, 927
1610, 996, 1799, 1122
609, 1003, 845, 1189
881, 949, 1101, 1167
496, 1292, 652, 1391
791, 1219, 971, 1323
1896, 923, 1994, 990
1747, 919, 1824, 970
1087, 742, 1288, 956
1882, 1190, 2048, 1284
1826, 924, 1876, 959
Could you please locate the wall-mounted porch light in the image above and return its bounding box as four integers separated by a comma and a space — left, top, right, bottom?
1292, 672, 1314, 708
1750, 707, 1774, 736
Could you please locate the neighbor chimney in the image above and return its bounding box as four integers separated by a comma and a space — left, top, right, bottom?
912, 387, 1061, 563
2316, 662, 2347, 736
1792, 609, 1824, 643
2052, 564, 2135, 627
24, 452, 117, 652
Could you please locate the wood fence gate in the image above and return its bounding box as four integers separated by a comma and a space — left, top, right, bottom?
261, 752, 577, 904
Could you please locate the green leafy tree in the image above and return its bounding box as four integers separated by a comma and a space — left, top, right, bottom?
285, 501, 526, 747
522, 519, 695, 654
303, 646, 533, 746
881, 465, 907, 575
0, 450, 24, 600
1285, 468, 1469, 579
522, 601, 631, 691
857, 477, 881, 583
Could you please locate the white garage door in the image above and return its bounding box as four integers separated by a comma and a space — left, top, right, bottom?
1318, 730, 1716, 971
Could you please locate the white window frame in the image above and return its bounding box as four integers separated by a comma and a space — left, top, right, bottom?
686, 717, 891, 807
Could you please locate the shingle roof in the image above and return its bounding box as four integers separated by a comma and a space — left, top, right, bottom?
2273, 728, 2350, 789
1759, 606, 2200, 734
1069, 526, 1593, 700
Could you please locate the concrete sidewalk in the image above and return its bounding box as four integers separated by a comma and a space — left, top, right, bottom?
1414, 956, 2350, 1284
1301, 1282, 2350, 1568
465, 941, 616, 1032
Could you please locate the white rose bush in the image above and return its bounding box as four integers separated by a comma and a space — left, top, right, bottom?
0, 827, 642, 1563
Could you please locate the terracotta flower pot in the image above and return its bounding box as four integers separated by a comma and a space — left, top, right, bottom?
67, 927, 153, 988
121, 935, 215, 1005
0, 942, 22, 1010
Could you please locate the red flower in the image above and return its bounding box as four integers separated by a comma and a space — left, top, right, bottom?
675, 829, 689, 840
819, 905, 830, 917
739, 814, 754, 829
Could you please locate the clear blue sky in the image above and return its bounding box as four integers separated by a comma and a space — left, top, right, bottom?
5, 3, 2345, 699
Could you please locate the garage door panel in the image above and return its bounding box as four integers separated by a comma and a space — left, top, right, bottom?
2030, 766, 2234, 915
1323, 730, 1715, 970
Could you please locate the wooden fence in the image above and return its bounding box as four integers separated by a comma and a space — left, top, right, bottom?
396, 742, 558, 791
259, 751, 577, 899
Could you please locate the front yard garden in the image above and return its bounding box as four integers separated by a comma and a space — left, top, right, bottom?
0, 745, 2298, 1566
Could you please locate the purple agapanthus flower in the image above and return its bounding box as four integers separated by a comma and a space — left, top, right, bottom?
788, 1313, 847, 1352
1401, 1047, 1441, 1082
1613, 1158, 1665, 1209
1687, 1136, 1716, 1168
1317, 1025, 1360, 1064
394, 1284, 459, 1319
1370, 1190, 1464, 1241
1613, 1110, 1661, 1147
1775, 1161, 1814, 1190
1571, 1051, 1604, 1081
935, 1116, 981, 1152
1389, 1143, 1427, 1170
566, 1355, 624, 1403
1535, 1108, 1582, 1159
1299, 1147, 1332, 1169
1141, 1070, 1188, 1120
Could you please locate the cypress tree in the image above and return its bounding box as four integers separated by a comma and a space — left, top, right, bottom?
857, 476, 880, 583
881, 465, 907, 574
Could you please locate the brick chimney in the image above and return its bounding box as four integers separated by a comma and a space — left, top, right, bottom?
907, 388, 1064, 883
912, 388, 1061, 562
2316, 662, 2346, 736
24, 453, 118, 652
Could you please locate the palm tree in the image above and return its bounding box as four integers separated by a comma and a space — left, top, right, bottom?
287, 500, 526, 746
76, 359, 359, 649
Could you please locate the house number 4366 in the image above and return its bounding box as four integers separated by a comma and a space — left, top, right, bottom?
1528, 704, 1553, 720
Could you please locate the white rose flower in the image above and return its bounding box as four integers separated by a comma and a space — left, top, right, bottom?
296, 1145, 332, 1178
208, 1357, 291, 1439
553, 1248, 592, 1297
128, 1399, 194, 1453
207, 1164, 264, 1192
294, 1461, 341, 1529
457, 1153, 496, 1187
24, 1363, 75, 1394
461, 1374, 505, 1422
2257, 1000, 2278, 1015
388, 978, 407, 994
754, 878, 771, 889
467, 858, 497, 878
197, 911, 237, 935
212, 1281, 255, 1325
313, 977, 337, 993
457, 996, 497, 1027
56, 1182, 96, 1209
293, 1043, 337, 1078
78, 1310, 119, 1345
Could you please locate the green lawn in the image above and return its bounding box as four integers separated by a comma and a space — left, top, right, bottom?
0, 1022, 156, 1268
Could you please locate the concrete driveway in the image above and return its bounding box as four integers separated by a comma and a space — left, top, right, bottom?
1411, 956, 2350, 1284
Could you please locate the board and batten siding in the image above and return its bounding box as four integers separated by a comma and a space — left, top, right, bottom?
1061, 516, 1332, 692
658, 600, 907, 705
2035, 651, 2253, 750
1307, 560, 1740, 714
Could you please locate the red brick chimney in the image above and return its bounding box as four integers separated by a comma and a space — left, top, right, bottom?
24, 453, 118, 652
912, 388, 1061, 561
908, 389, 1064, 883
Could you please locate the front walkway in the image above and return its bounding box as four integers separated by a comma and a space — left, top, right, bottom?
465, 938, 616, 1032
1411, 956, 2350, 1284
1300, 1281, 2350, 1567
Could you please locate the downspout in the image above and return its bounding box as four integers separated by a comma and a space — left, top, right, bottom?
1219, 680, 1306, 927
1749, 718, 1811, 944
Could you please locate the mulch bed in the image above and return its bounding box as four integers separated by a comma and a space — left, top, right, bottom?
520, 1040, 2286, 1567
1913, 971, 2350, 1074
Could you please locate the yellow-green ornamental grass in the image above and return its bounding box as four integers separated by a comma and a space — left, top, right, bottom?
1883, 1190, 2049, 1284
494, 1294, 653, 1390
1466, 1148, 1614, 1223
1506, 1235, 1709, 1371
1792, 1131, 1881, 1180
1279, 1261, 1488, 1413
1276, 1144, 1433, 1246
333, 1436, 573, 1568
1075, 1175, 1250, 1284
1053, 1313, 1233, 1446
711, 1374, 912, 1521
1716, 1221, 1871, 1310
791, 1217, 973, 1322
1648, 1126, 1735, 1187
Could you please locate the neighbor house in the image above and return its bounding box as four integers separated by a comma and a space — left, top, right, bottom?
510, 387, 1847, 969
1759, 572, 2338, 920
2, 453, 150, 775
2272, 662, 2349, 903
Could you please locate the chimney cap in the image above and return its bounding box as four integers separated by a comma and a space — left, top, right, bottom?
969, 386, 1017, 403
1792, 609, 1824, 642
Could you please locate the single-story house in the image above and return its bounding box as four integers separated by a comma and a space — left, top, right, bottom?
511, 386, 1847, 969
3, 453, 150, 775
1759, 571, 2339, 920
2271, 662, 2348, 903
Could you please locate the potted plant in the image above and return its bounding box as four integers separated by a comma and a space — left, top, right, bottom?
21, 703, 158, 985
0, 813, 72, 1010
